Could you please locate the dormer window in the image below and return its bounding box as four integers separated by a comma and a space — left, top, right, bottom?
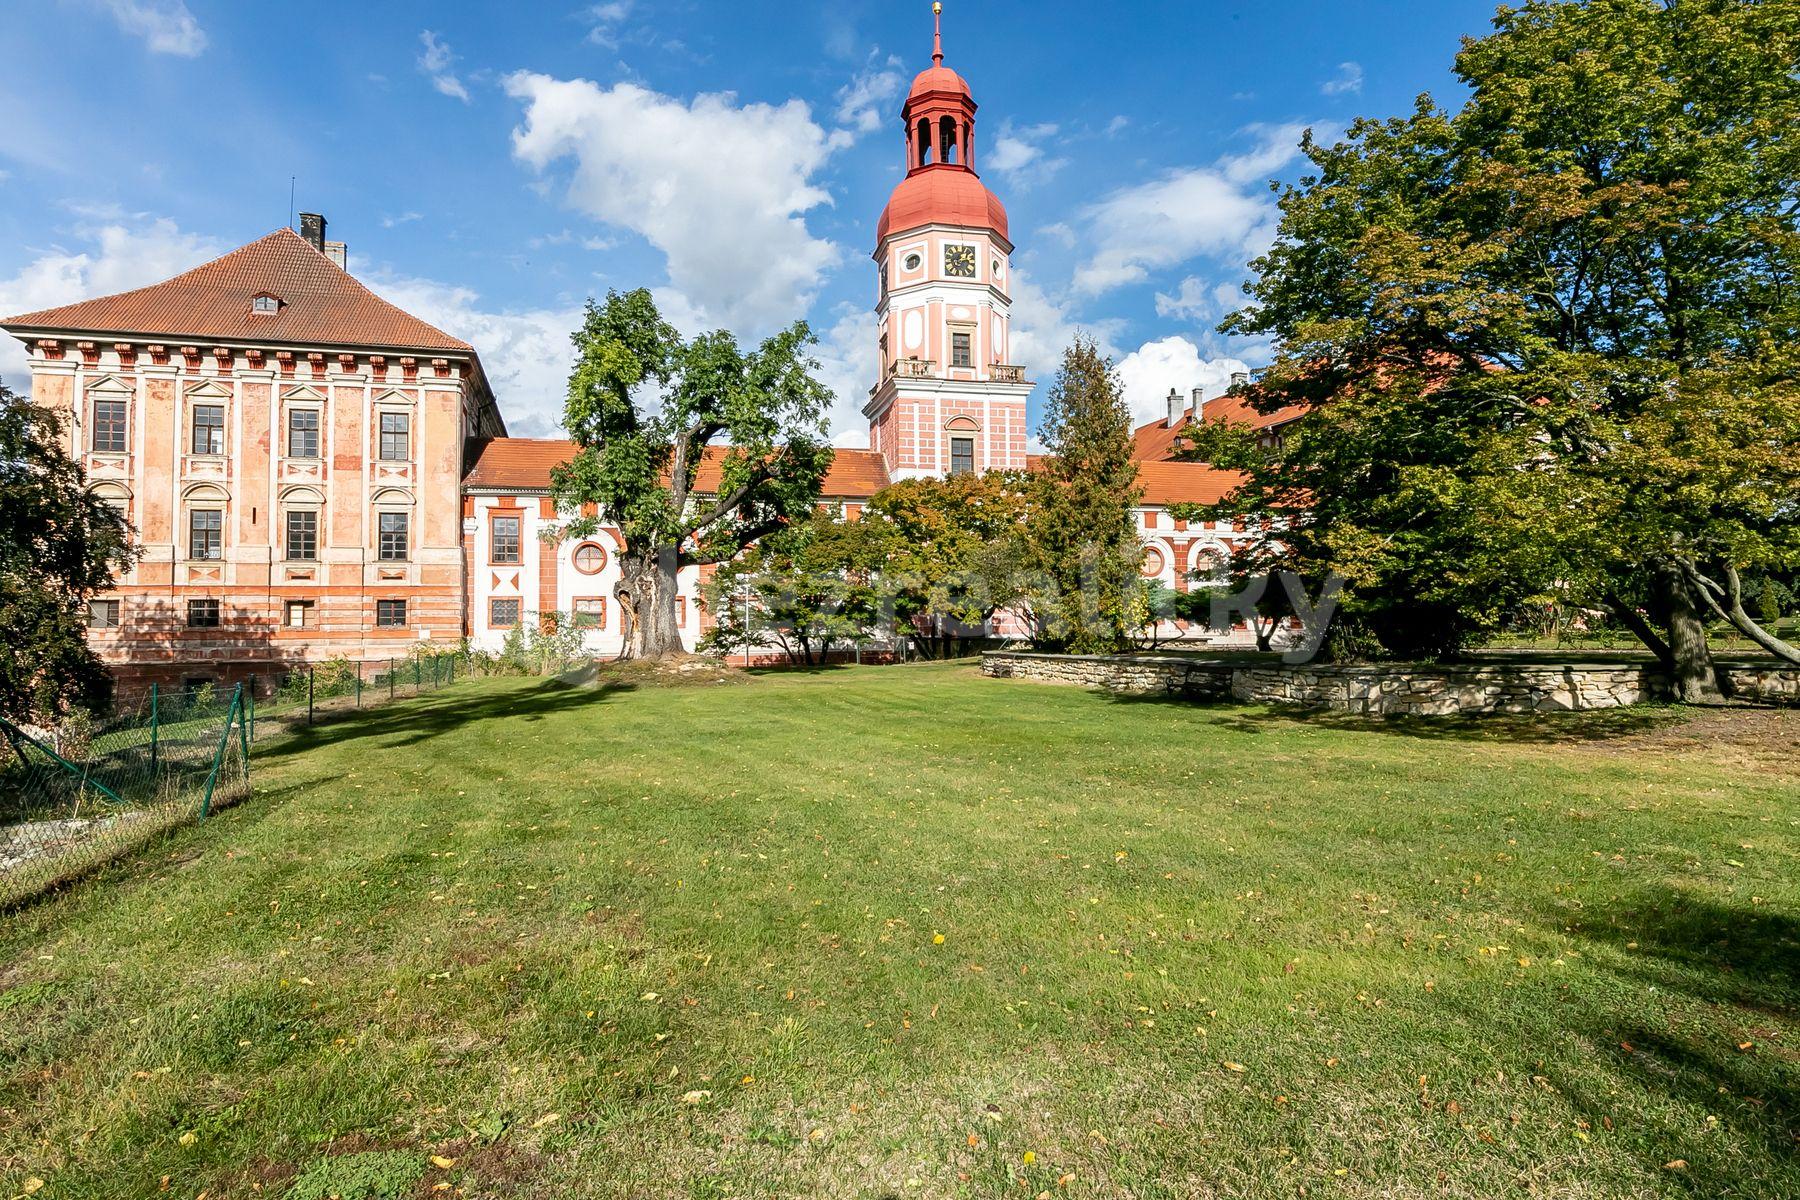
251, 292, 281, 315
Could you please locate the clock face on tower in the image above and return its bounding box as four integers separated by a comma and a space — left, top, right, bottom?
944, 244, 977, 278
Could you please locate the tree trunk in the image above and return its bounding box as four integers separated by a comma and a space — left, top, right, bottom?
1603, 590, 1672, 666
1653, 562, 1719, 703
1683, 561, 1800, 666
619, 543, 686, 659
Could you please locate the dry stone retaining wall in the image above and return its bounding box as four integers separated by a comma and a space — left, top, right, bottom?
981, 652, 1798, 716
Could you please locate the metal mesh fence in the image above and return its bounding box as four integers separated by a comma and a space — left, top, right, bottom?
0, 683, 249, 908
245, 651, 462, 740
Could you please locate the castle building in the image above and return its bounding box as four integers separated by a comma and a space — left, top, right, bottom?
2, 13, 1296, 687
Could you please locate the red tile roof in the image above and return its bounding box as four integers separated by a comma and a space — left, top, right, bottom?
463, 438, 892, 499
1, 228, 472, 353
1133, 461, 1247, 507
1130, 389, 1309, 462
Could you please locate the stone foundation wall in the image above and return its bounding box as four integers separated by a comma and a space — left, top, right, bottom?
981, 652, 1797, 716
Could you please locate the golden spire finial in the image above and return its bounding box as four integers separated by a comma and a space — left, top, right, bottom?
932, 3, 944, 66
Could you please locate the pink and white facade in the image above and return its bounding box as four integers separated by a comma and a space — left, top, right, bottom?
865, 13, 1032, 480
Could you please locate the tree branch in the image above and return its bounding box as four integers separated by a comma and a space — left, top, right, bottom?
1602, 589, 1671, 666
1677, 558, 1800, 665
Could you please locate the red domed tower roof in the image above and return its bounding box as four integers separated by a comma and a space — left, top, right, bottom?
874, 3, 1007, 251
877, 168, 1009, 245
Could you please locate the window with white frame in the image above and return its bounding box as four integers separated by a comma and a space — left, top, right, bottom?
378, 511, 410, 561
92, 398, 128, 453
191, 404, 225, 455
287, 408, 320, 458
378, 411, 410, 461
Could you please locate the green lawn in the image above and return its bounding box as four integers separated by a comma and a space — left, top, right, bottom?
2, 663, 1796, 1199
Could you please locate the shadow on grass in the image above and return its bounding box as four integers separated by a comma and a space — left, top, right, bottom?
251, 678, 630, 764
1526, 887, 1800, 1184
1101, 690, 1678, 745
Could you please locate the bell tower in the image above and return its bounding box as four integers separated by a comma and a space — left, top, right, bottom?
866, 2, 1032, 481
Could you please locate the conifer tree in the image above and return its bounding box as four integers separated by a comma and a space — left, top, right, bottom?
1023, 337, 1143, 653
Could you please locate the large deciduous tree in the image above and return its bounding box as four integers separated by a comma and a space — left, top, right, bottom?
863, 471, 1032, 657
1190, 0, 1800, 696
551, 290, 835, 659
0, 383, 134, 722
1022, 337, 1144, 654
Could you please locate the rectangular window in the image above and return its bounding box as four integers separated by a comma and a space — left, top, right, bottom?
950, 331, 973, 368
189, 508, 223, 560
187, 598, 221, 628
375, 599, 407, 628
89, 599, 121, 629
378, 412, 410, 461
378, 512, 410, 561
285, 600, 314, 628
491, 515, 521, 564
572, 597, 606, 629
92, 399, 128, 453
676, 596, 688, 626
949, 436, 975, 476
489, 598, 521, 627
191, 404, 225, 455
287, 408, 319, 458
284, 510, 317, 561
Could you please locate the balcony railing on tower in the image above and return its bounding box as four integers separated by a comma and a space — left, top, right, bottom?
890, 357, 937, 379
989, 364, 1026, 384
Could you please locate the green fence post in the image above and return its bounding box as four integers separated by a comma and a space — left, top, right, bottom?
199, 685, 244, 820
246, 675, 257, 743
239, 682, 251, 765
355, 670, 362, 707
415, 657, 421, 691
307, 666, 315, 725
389, 659, 396, 700
149, 682, 160, 779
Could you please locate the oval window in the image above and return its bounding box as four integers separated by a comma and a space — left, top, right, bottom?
1140, 546, 1166, 578
573, 542, 608, 574
903, 253, 922, 271
992, 257, 1002, 276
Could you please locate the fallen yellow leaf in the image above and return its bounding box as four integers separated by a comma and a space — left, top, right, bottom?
1223, 1061, 1246, 1073
531, 1113, 561, 1129
178, 1131, 198, 1146
681, 1090, 712, 1104
430, 1154, 456, 1169
22, 1179, 45, 1195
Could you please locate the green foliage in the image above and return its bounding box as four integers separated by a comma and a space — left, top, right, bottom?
0, 382, 135, 722
287, 1150, 424, 1200
1020, 337, 1143, 653
701, 507, 890, 664
863, 471, 1033, 649
550, 289, 834, 656
1194, 0, 1800, 664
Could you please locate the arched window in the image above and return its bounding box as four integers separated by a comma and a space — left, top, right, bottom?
918, 119, 933, 165
1141, 545, 1167, 578
182, 483, 229, 562
939, 115, 958, 164
370, 488, 413, 563
279, 485, 325, 563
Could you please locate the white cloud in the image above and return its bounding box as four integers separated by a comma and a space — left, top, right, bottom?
382, 212, 423, 229
1322, 62, 1364, 96
834, 60, 903, 136
1114, 336, 1251, 428
1070, 123, 1310, 296
418, 31, 470, 103
807, 303, 876, 446
985, 121, 1066, 190
1154, 276, 1248, 323
585, 0, 634, 47
1104, 115, 1130, 137
1006, 269, 1124, 392
98, 0, 207, 57
362, 270, 578, 438
0, 215, 224, 391
504, 71, 842, 337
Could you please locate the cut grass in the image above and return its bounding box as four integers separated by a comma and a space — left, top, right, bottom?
1, 663, 1796, 1198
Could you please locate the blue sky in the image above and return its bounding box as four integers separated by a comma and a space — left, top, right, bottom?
0, 0, 1502, 440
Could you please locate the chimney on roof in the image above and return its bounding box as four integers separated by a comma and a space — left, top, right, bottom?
1229, 370, 1250, 391
1191, 386, 1205, 421
1166, 387, 1183, 428
298, 212, 327, 253
323, 240, 348, 270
